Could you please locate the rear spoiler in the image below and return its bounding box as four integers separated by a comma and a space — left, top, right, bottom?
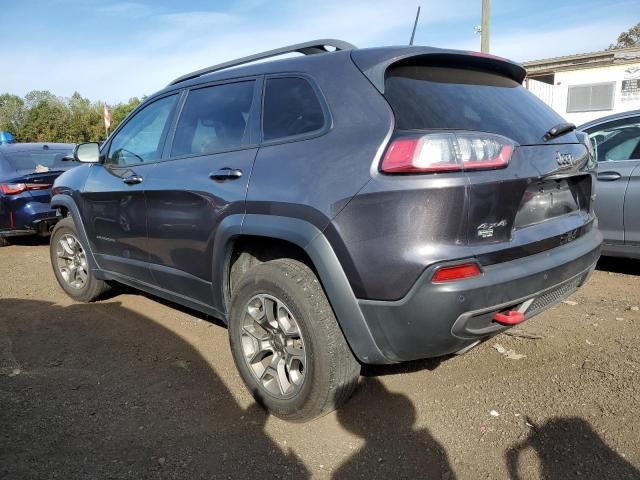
350, 47, 527, 94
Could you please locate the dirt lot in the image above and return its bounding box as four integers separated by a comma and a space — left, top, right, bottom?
1, 238, 639, 479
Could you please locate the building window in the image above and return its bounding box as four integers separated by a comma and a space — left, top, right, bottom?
566, 82, 615, 113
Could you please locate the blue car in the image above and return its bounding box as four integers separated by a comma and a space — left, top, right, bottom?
0, 142, 76, 245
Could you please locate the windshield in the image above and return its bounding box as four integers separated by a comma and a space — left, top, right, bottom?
384, 65, 567, 145
2, 147, 73, 172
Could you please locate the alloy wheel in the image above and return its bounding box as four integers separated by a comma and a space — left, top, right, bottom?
240, 294, 307, 398
55, 234, 88, 289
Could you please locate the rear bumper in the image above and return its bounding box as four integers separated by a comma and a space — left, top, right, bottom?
357, 227, 602, 363
0, 194, 59, 237
0, 216, 59, 237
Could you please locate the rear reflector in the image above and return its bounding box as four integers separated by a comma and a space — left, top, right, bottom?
432, 263, 481, 282
0, 183, 51, 195
381, 132, 515, 174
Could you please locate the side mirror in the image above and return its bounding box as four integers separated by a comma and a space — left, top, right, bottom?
74, 142, 101, 163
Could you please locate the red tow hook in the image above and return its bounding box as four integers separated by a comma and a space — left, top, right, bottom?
493, 310, 525, 326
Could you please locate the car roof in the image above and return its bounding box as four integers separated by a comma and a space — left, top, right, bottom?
154, 49, 354, 97
150, 45, 526, 100
578, 110, 640, 131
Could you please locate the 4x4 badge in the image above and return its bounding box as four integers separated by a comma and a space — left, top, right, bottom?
555, 151, 575, 168
477, 219, 508, 238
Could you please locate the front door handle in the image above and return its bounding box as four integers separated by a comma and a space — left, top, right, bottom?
209, 167, 243, 180
123, 174, 143, 185
597, 171, 622, 182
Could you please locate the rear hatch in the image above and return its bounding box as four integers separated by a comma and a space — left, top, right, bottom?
359, 50, 595, 250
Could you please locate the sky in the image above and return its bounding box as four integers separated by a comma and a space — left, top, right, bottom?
1, 0, 638, 103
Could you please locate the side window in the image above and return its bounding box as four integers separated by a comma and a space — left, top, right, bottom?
586, 117, 640, 162
262, 77, 325, 142
107, 95, 178, 166
172, 81, 256, 157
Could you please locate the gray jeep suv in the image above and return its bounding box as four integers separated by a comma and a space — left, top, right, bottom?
50, 40, 601, 421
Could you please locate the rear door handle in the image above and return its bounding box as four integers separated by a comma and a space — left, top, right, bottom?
123, 174, 143, 185
209, 168, 243, 180
597, 171, 622, 181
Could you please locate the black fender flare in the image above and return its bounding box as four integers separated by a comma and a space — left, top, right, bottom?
50, 194, 100, 273
212, 213, 390, 364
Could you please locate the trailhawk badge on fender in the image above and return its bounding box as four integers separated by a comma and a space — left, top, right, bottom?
477, 219, 508, 239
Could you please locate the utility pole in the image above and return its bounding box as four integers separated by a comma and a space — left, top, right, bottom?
480, 0, 490, 53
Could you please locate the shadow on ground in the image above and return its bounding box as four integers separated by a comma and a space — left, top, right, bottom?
0, 299, 305, 479
597, 256, 640, 276
1, 299, 637, 479
506, 417, 639, 480
1, 235, 50, 247
334, 378, 455, 479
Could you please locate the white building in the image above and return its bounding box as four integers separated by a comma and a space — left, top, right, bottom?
523, 46, 640, 126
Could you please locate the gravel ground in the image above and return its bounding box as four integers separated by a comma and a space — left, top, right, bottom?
1, 238, 639, 479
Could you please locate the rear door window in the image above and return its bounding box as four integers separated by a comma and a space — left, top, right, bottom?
262, 77, 325, 142
384, 65, 566, 145
171, 81, 256, 157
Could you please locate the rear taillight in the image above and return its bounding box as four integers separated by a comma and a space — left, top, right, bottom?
1, 183, 27, 195
432, 263, 482, 282
0, 183, 51, 195
381, 132, 515, 174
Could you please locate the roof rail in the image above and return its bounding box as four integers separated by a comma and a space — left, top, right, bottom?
168, 39, 357, 86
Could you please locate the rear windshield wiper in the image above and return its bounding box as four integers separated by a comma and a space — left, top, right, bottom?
543, 122, 576, 141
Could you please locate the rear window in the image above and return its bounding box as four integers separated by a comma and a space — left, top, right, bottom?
384, 66, 565, 145
262, 77, 325, 141
2, 147, 72, 172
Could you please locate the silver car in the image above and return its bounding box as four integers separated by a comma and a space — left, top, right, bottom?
580, 110, 640, 259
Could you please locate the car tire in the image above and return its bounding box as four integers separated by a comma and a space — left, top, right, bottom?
50, 216, 111, 302
229, 258, 360, 422
0, 236, 9, 247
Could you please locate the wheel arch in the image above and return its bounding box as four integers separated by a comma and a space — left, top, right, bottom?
213, 213, 390, 364
50, 194, 100, 272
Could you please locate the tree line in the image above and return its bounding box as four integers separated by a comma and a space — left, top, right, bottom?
0, 91, 143, 144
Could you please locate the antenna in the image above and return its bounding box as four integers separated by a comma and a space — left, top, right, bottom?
409, 6, 421, 46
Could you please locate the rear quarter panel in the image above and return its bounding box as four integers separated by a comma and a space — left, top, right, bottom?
245, 53, 393, 233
